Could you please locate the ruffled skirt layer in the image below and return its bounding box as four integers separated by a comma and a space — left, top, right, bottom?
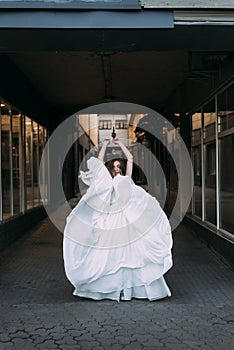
73, 276, 171, 301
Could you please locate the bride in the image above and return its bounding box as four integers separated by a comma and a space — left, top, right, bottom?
63, 137, 173, 301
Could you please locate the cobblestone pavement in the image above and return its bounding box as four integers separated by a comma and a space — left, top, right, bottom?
0, 214, 234, 350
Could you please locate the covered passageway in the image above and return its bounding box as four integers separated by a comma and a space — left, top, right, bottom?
0, 2, 234, 349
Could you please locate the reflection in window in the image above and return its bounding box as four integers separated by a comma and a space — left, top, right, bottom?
192, 145, 202, 218
202, 100, 217, 225
12, 109, 21, 215
203, 100, 216, 139
38, 125, 44, 204
39, 127, 49, 205
218, 84, 234, 132
192, 112, 202, 144
220, 133, 234, 233
1, 105, 11, 219
33, 121, 39, 206
204, 142, 216, 225
190, 82, 234, 236
25, 117, 33, 209
192, 112, 202, 218
0, 99, 49, 222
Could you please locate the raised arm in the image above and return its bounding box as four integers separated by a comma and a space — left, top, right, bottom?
98, 139, 110, 162
113, 139, 133, 177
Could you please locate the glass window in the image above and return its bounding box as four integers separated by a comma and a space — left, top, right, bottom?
203, 100, 217, 225
12, 108, 21, 215
39, 127, 49, 205
204, 142, 216, 225
190, 81, 234, 236
203, 99, 216, 140
38, 125, 44, 204
192, 145, 202, 218
33, 121, 39, 206
218, 83, 234, 233
219, 134, 234, 233
191, 112, 202, 145
0, 98, 49, 221
191, 112, 202, 218
218, 83, 234, 132
1, 103, 11, 219
99, 120, 112, 129
25, 116, 33, 209
115, 119, 127, 129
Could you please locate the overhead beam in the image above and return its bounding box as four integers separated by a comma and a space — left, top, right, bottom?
0, 0, 141, 10
1, 25, 234, 52
0, 10, 173, 29
141, 0, 234, 9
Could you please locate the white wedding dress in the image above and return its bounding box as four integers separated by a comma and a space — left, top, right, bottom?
63, 157, 173, 301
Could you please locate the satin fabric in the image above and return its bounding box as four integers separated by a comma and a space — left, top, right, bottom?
63, 157, 173, 301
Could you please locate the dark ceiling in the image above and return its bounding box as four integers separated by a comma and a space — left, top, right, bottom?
1, 24, 234, 121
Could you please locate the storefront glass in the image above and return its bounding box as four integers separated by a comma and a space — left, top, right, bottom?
219, 134, 234, 233
192, 112, 202, 218
0, 98, 48, 222
203, 99, 216, 225
25, 116, 33, 209
33, 121, 39, 206
12, 108, 21, 215
1, 103, 11, 219
191, 81, 234, 237
218, 84, 234, 233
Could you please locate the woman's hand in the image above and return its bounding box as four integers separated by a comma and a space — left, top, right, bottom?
112, 138, 120, 144
103, 139, 110, 144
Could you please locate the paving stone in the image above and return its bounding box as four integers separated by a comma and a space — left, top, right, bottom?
87, 327, 104, 335
200, 346, 213, 350
31, 335, 52, 345
68, 330, 87, 337
164, 345, 189, 350
56, 335, 77, 345
49, 332, 65, 340
10, 331, 29, 339
0, 335, 11, 343
35, 339, 58, 349
147, 339, 164, 347
134, 334, 154, 343
114, 337, 131, 346
30, 329, 49, 337
0, 342, 15, 349
77, 340, 98, 349
110, 345, 124, 350
11, 337, 34, 349
59, 345, 81, 350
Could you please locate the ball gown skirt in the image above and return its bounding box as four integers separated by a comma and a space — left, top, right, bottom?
63, 157, 173, 301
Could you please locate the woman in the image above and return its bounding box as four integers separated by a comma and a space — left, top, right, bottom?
63, 138, 173, 301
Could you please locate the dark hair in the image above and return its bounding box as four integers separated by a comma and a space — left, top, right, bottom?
106, 158, 126, 177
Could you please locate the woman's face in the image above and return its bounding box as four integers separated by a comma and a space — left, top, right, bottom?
113, 160, 121, 176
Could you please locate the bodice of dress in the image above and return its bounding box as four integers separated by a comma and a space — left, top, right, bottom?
79, 157, 135, 211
